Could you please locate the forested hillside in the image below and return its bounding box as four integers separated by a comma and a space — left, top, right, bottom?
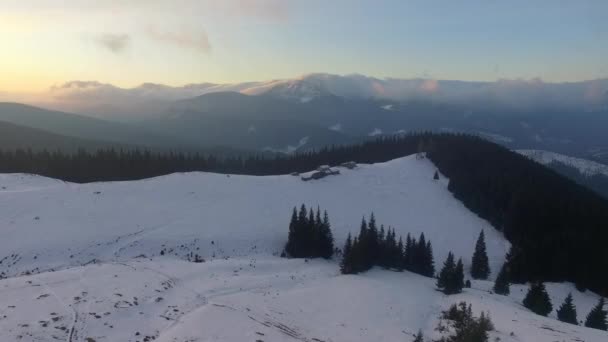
1, 133, 607, 294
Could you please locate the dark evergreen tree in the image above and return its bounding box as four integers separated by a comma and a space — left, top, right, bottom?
396, 236, 404, 271
422, 240, 435, 277
404, 233, 413, 271
413, 330, 424, 342
415, 233, 427, 274
285, 207, 299, 257
340, 233, 354, 274
367, 213, 380, 266
437, 252, 456, 291
437, 253, 464, 295
356, 217, 371, 271
319, 210, 334, 259
584, 297, 607, 331
285, 204, 334, 259
556, 293, 578, 325
523, 282, 553, 316
493, 263, 510, 295
453, 258, 465, 294
471, 230, 490, 280
434, 170, 440, 180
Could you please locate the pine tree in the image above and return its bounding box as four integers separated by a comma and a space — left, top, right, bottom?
433, 170, 439, 180
453, 258, 465, 294
422, 240, 435, 277
340, 234, 354, 274
295, 204, 308, 257
396, 236, 404, 271
584, 297, 607, 331
285, 207, 299, 257
357, 217, 371, 271
413, 330, 424, 342
319, 210, 334, 259
471, 230, 490, 280
556, 293, 578, 325
523, 282, 553, 316
437, 253, 464, 295
437, 252, 456, 290
404, 234, 413, 271
493, 263, 510, 295
367, 213, 379, 266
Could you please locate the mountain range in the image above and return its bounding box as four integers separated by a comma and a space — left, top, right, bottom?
3, 73, 608, 163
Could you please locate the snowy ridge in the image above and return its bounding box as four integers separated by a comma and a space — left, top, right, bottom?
517, 149, 608, 177
0, 155, 606, 341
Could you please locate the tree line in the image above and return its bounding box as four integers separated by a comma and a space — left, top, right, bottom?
284, 204, 334, 259
2, 133, 608, 294
340, 214, 436, 278
521, 282, 607, 330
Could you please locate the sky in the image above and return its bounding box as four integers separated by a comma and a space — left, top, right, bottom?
1, 0, 608, 94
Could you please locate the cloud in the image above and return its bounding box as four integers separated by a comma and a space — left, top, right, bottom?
93, 33, 130, 53
146, 27, 211, 54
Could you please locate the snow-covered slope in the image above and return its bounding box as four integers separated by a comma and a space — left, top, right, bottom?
0, 156, 507, 279
0, 156, 605, 341
517, 149, 608, 177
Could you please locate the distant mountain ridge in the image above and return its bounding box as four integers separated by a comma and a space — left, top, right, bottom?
0, 120, 125, 151
39, 73, 608, 120
517, 150, 608, 177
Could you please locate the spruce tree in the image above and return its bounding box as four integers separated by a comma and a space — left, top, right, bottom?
295, 204, 308, 257
404, 234, 413, 271
385, 228, 397, 268
437, 252, 456, 291
357, 218, 370, 271
453, 258, 465, 294
367, 213, 379, 265
396, 236, 404, 271
471, 230, 490, 280
312, 207, 322, 256
413, 330, 424, 342
556, 293, 578, 325
523, 282, 553, 316
340, 234, 354, 274
422, 240, 435, 277
493, 263, 510, 295
584, 297, 607, 331
285, 207, 299, 257
319, 210, 334, 259
433, 170, 439, 180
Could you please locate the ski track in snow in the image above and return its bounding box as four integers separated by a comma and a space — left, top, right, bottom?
0, 155, 606, 341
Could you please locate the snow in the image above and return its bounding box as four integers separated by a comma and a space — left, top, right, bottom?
517, 149, 608, 177
0, 155, 606, 341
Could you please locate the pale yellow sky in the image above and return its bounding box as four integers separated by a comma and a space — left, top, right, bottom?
2, 0, 607, 96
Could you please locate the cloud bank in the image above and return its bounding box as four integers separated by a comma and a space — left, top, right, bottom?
14, 74, 608, 121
